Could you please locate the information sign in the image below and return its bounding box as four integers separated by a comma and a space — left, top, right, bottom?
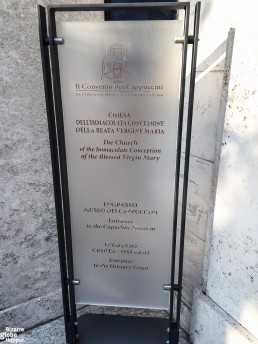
57, 20, 182, 309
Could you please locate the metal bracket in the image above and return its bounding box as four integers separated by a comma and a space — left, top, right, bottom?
65, 279, 80, 285
163, 284, 180, 291
163, 284, 171, 291
175, 36, 195, 44
43, 37, 64, 45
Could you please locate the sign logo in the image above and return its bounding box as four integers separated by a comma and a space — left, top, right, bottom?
102, 43, 135, 83
0, 327, 25, 343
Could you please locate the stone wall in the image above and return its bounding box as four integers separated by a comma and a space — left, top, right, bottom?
1, 0, 60, 331
190, 0, 258, 343
0, 0, 103, 332
178, 0, 229, 328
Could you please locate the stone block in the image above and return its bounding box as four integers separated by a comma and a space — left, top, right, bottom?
190, 288, 258, 344
183, 72, 224, 163
0, 290, 63, 332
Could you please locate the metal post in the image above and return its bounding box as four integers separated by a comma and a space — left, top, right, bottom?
38, 5, 77, 344
47, 7, 78, 344
174, 2, 201, 342
168, 3, 190, 342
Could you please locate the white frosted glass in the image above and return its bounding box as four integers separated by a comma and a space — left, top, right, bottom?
56, 20, 183, 310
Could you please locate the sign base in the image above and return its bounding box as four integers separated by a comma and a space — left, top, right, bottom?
77, 314, 169, 343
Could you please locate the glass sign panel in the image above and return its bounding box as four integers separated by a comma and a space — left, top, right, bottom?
57, 20, 182, 310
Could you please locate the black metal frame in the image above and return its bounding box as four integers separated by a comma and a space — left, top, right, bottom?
104, 0, 178, 21
38, 2, 201, 344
